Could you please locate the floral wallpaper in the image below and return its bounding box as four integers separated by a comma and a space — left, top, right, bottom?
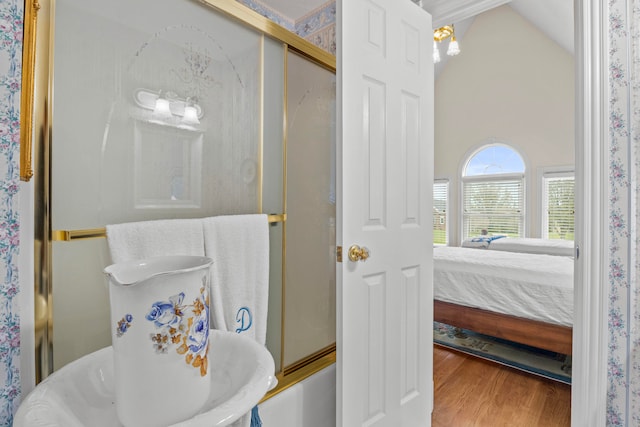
294, 2, 336, 55
0, 0, 21, 425
237, 0, 295, 30
238, 0, 336, 55
1, 0, 638, 425
607, 0, 640, 425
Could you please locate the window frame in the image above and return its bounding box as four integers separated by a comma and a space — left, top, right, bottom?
459, 143, 527, 241
539, 167, 575, 240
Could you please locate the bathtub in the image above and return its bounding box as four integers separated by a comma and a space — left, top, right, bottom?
258, 363, 336, 427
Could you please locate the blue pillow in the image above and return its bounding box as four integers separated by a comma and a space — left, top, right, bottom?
470, 235, 505, 243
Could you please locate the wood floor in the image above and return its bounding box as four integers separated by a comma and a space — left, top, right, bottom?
432, 345, 571, 427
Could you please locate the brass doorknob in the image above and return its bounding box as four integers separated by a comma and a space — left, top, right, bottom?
348, 245, 370, 262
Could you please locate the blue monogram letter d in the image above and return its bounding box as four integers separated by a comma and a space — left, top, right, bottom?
235, 307, 252, 334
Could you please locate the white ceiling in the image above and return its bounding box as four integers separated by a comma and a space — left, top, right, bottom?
509, 0, 573, 53
257, 0, 574, 53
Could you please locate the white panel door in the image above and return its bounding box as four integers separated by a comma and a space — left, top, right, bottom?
336, 0, 434, 426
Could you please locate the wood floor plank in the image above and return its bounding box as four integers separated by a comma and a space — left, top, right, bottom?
433, 345, 571, 427
537, 381, 572, 426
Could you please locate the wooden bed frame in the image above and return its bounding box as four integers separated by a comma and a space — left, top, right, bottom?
434, 300, 573, 355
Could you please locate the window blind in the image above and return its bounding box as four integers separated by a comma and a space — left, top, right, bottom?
462, 178, 524, 238
433, 180, 448, 245
543, 175, 575, 240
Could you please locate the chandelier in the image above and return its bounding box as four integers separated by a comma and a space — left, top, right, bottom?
433, 24, 460, 63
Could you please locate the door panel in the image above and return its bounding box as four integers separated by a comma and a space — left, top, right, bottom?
364, 273, 386, 422
337, 0, 434, 425
363, 78, 387, 225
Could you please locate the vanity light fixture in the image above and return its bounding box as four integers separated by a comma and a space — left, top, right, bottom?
433, 24, 460, 64
134, 88, 203, 128
181, 97, 200, 126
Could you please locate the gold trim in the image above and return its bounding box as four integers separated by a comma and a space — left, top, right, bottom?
20, 0, 41, 182
261, 346, 335, 402
33, 0, 54, 382
51, 214, 287, 242
32, 0, 55, 384
433, 25, 454, 42
198, 0, 335, 72
258, 35, 265, 212
35, 0, 335, 388
279, 44, 288, 373
52, 228, 107, 241
282, 343, 335, 376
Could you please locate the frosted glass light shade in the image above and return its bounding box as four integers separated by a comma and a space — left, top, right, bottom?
433, 40, 441, 63
182, 105, 200, 125
152, 97, 173, 120
447, 38, 460, 56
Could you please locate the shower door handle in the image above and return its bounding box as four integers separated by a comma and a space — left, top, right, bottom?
348, 245, 370, 262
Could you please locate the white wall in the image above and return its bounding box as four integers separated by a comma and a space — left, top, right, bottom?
434, 5, 574, 245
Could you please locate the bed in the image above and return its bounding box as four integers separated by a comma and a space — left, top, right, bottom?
433, 246, 574, 355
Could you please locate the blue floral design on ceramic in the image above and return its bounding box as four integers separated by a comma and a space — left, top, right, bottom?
146, 286, 210, 377
116, 314, 133, 337
187, 308, 209, 354
146, 292, 185, 328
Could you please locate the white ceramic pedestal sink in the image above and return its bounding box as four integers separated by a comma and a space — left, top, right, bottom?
15, 330, 277, 427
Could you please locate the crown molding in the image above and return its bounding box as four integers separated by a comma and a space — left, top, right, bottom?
421, 0, 512, 27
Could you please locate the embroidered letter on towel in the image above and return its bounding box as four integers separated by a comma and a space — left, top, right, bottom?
202, 214, 269, 427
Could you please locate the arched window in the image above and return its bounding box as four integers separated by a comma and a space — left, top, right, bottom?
462, 144, 525, 239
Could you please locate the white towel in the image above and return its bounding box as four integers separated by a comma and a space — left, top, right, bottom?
202, 214, 269, 346
106, 218, 205, 263
203, 214, 269, 427
107, 215, 268, 427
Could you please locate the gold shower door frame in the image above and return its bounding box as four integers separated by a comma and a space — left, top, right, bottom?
28, 0, 337, 400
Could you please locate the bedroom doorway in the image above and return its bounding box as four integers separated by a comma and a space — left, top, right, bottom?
430, 0, 606, 424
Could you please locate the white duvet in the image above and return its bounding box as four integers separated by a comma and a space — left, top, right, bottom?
434, 246, 574, 327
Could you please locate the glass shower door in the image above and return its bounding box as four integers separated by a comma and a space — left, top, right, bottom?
283, 51, 337, 367
50, 0, 267, 370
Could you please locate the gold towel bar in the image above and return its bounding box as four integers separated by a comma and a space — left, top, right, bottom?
52, 214, 287, 242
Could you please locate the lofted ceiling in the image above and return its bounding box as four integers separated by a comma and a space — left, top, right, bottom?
257, 0, 574, 53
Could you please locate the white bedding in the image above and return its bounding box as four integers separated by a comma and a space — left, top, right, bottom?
488, 237, 574, 257
434, 246, 574, 327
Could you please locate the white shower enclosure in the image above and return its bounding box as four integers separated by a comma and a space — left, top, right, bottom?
42, 0, 336, 388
